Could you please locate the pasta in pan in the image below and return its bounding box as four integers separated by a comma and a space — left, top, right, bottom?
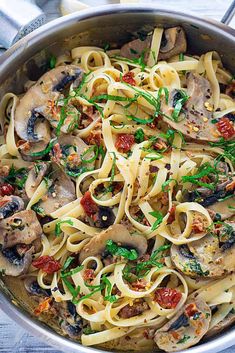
0, 26, 235, 352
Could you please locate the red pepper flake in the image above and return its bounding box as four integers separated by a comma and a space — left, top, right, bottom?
154, 288, 182, 309
83, 269, 95, 281
34, 297, 52, 316
185, 303, 198, 317
171, 331, 180, 340
131, 279, 147, 291
167, 205, 176, 224
0, 183, 14, 196
32, 256, 61, 274
52, 143, 62, 162
192, 216, 205, 233
122, 72, 136, 86
216, 117, 235, 139
80, 191, 98, 217
226, 180, 235, 192
153, 138, 168, 151
115, 134, 135, 153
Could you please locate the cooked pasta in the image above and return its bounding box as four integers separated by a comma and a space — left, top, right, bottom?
0, 26, 235, 352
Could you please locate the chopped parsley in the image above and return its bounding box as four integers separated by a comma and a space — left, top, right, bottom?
181, 162, 219, 190
177, 335, 191, 344
31, 202, 46, 217
149, 210, 163, 231
134, 128, 145, 143
49, 55, 56, 69
171, 90, 189, 122
3, 165, 28, 190
55, 219, 74, 236
106, 240, 138, 260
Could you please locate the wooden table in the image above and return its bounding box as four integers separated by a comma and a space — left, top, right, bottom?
0, 0, 234, 352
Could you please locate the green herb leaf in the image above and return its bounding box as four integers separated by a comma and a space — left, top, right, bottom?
179, 53, 184, 61
149, 211, 163, 231
83, 327, 98, 335
81, 145, 99, 164
62, 277, 80, 301
30, 138, 57, 157
55, 219, 74, 236
106, 239, 138, 260
171, 90, 189, 122
61, 264, 84, 278
181, 162, 219, 190
3, 165, 28, 190
177, 335, 191, 344
109, 152, 117, 184
127, 115, 155, 124
49, 55, 56, 69
134, 128, 145, 143
62, 256, 75, 271
31, 202, 46, 217
161, 178, 178, 192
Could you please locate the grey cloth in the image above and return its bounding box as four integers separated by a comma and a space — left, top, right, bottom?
0, 0, 235, 352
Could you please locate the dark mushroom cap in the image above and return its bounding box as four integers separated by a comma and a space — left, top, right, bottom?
0, 195, 24, 220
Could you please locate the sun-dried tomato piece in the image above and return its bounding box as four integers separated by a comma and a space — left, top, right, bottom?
83, 269, 95, 281
115, 134, 135, 153
167, 205, 176, 224
0, 183, 14, 196
154, 288, 182, 309
122, 72, 136, 86
185, 303, 198, 317
34, 297, 52, 316
216, 117, 235, 139
80, 191, 98, 217
32, 256, 61, 274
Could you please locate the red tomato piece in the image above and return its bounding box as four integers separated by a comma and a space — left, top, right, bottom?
0, 183, 14, 196
122, 72, 136, 86
115, 134, 135, 153
185, 303, 198, 317
80, 191, 98, 217
216, 117, 235, 139
32, 256, 61, 274
83, 269, 95, 281
34, 297, 52, 316
154, 288, 182, 309
167, 205, 176, 224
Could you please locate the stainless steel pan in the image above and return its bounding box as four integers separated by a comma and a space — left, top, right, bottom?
0, 3, 235, 353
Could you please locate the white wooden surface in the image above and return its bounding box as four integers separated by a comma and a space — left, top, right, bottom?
0, 0, 235, 352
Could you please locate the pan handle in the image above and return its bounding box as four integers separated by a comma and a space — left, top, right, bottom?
221, 0, 235, 25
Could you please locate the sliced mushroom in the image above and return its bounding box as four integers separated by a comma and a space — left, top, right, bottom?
159, 27, 187, 60
186, 177, 235, 220
0, 210, 42, 248
0, 195, 24, 220
95, 206, 115, 229
25, 162, 49, 198
206, 310, 235, 337
171, 222, 235, 278
79, 224, 147, 263
162, 73, 220, 142
120, 36, 152, 62
57, 134, 95, 175
120, 27, 187, 63
0, 245, 34, 276
24, 277, 51, 297
154, 297, 211, 352
15, 65, 83, 140
54, 301, 83, 339
38, 163, 76, 215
